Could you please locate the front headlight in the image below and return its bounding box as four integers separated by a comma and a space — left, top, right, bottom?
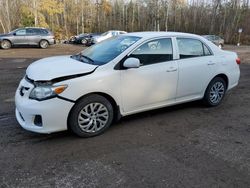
29, 85, 67, 101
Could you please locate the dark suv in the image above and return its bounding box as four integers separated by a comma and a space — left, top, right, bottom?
0, 27, 55, 49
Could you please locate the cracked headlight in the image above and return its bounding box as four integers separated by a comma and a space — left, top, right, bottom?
29, 85, 67, 101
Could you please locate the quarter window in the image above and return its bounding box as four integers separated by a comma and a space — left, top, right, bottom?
203, 44, 212, 56
177, 38, 212, 59
130, 38, 173, 66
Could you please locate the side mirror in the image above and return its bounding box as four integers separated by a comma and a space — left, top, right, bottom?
123, 57, 140, 68
13, 33, 16, 36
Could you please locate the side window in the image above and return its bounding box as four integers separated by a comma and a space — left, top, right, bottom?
130, 38, 173, 66
177, 38, 210, 59
15, 29, 26, 36
26, 29, 36, 35
214, 36, 220, 40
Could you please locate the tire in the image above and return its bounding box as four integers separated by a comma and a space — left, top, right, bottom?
68, 94, 114, 137
0, 40, 11, 49
218, 43, 223, 49
39, 40, 49, 49
203, 77, 226, 107
81, 38, 87, 45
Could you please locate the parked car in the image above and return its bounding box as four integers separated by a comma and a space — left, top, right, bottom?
202, 35, 224, 48
85, 33, 102, 46
15, 32, 240, 137
65, 33, 101, 46
0, 27, 55, 49
68, 33, 89, 45
90, 30, 127, 44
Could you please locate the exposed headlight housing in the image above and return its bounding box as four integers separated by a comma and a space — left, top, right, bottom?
29, 85, 67, 101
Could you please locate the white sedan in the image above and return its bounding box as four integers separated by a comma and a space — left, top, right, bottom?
15, 32, 240, 137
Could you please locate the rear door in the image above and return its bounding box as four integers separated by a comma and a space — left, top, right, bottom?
175, 37, 215, 102
26, 28, 41, 45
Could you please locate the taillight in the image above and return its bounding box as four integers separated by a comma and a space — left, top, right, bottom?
236, 58, 241, 65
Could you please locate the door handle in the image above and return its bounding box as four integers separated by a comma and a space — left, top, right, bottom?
207, 62, 215, 65
166, 68, 177, 72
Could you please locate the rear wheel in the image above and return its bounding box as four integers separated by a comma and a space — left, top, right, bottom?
69, 94, 114, 137
203, 77, 226, 106
39, 40, 49, 49
0, 40, 11, 49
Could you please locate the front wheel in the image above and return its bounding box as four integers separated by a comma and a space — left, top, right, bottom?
0, 40, 11, 49
68, 94, 114, 137
203, 77, 226, 107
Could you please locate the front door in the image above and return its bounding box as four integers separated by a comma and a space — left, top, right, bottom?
121, 38, 178, 113
13, 29, 27, 45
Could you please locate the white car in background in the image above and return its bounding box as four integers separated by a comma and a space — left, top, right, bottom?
15, 32, 240, 137
91, 30, 127, 44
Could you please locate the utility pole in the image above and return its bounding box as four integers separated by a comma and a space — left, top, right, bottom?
95, 0, 102, 32
33, 0, 38, 26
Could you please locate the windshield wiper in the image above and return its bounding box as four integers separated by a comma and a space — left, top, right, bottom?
79, 54, 95, 64
70, 54, 95, 64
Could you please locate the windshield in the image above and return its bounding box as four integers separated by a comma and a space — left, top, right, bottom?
101, 32, 109, 36
71, 35, 141, 65
9, 29, 19, 34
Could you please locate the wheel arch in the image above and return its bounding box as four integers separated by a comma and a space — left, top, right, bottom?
67, 92, 121, 130
214, 73, 228, 89
204, 73, 229, 97
1, 39, 12, 46
39, 39, 49, 45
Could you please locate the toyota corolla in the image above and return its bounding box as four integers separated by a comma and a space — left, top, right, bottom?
15, 32, 240, 137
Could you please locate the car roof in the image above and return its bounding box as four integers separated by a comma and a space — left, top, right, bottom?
124, 31, 204, 40
107, 30, 127, 32
24, 27, 47, 29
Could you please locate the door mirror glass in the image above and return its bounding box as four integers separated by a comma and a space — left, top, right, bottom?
123, 57, 140, 68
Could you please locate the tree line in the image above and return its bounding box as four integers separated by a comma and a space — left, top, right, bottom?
0, 0, 249, 44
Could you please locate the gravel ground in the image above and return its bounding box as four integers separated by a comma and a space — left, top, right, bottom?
0, 44, 250, 188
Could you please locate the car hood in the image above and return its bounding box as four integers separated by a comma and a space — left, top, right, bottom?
26, 55, 98, 81
0, 33, 10, 37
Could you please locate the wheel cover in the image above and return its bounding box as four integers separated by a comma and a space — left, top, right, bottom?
78, 102, 109, 133
2, 41, 10, 49
81, 39, 87, 44
209, 81, 225, 104
40, 41, 48, 48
